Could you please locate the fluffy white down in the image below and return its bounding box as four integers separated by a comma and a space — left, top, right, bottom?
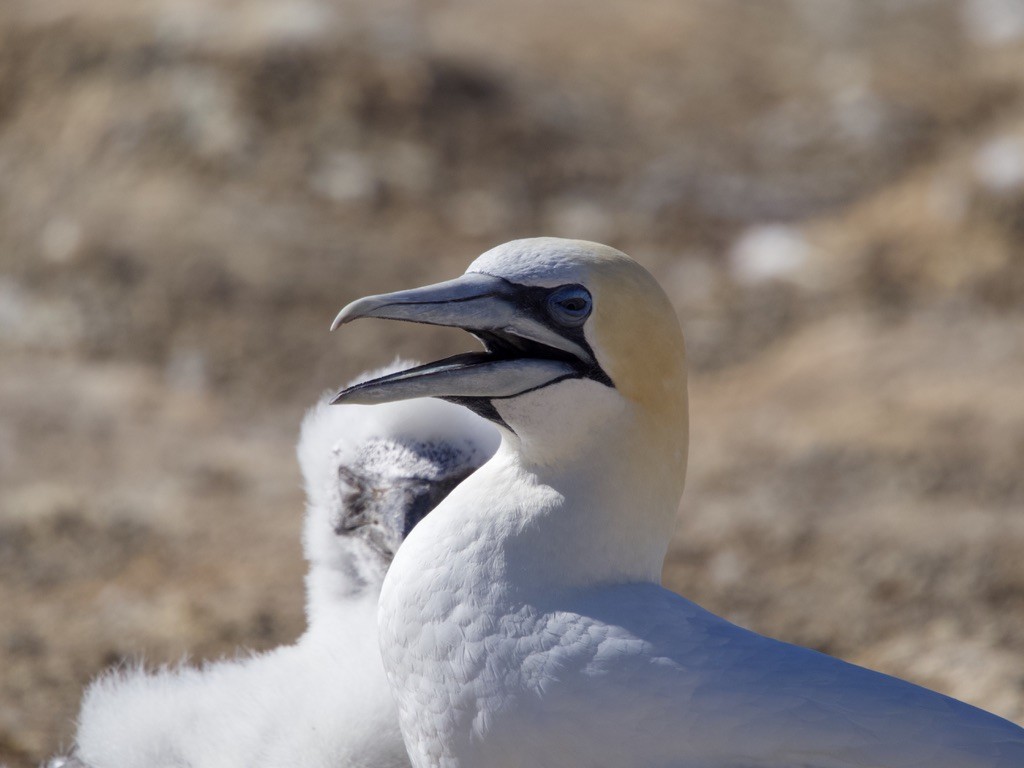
74, 597, 398, 768
65, 361, 498, 768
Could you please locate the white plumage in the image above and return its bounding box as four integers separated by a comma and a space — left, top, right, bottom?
328, 238, 1024, 768
53, 363, 498, 768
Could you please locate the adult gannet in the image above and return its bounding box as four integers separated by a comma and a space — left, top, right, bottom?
50, 371, 497, 768
331, 238, 1024, 768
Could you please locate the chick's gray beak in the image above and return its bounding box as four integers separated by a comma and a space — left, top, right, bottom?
330, 272, 585, 406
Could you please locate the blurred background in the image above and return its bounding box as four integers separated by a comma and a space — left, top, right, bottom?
1, 0, 1024, 763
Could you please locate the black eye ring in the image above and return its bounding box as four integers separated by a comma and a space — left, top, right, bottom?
546, 285, 592, 327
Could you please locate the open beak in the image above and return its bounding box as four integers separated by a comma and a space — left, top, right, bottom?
330, 273, 593, 406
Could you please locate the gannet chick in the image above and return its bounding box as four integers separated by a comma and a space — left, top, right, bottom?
53, 368, 498, 768
332, 238, 1024, 768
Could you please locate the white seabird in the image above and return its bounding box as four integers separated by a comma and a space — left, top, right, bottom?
51, 368, 498, 768
330, 237, 1024, 768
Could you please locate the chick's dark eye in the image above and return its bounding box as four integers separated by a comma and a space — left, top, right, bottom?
546, 285, 592, 327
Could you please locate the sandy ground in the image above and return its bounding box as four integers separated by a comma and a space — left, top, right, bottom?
1, 0, 1023, 764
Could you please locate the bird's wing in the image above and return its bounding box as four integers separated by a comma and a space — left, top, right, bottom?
516, 582, 1024, 768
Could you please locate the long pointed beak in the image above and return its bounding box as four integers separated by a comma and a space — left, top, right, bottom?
331, 354, 577, 405
331, 273, 507, 331
331, 273, 588, 362
330, 272, 589, 407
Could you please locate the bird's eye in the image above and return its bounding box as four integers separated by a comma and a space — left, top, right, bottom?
546, 285, 592, 327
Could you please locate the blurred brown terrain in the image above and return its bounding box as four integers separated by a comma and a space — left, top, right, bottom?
2, 0, 1024, 764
